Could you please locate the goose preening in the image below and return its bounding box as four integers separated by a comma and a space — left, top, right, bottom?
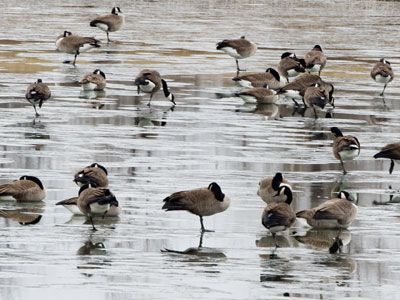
232, 67, 286, 90
277, 73, 325, 106
331, 127, 360, 174
257, 172, 292, 204
76, 184, 118, 231
134, 69, 175, 106
56, 196, 120, 216
373, 141, 400, 174
74, 163, 109, 188
25, 79, 51, 117
277, 52, 306, 81
0, 175, 46, 201
261, 185, 296, 248
235, 84, 278, 104
304, 83, 335, 117
296, 191, 357, 229
216, 36, 257, 73
90, 7, 124, 43
371, 58, 394, 96
55, 31, 100, 65
80, 69, 106, 91
304, 45, 327, 75
162, 182, 230, 232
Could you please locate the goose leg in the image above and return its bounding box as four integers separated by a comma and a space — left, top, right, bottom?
272, 233, 280, 248
199, 216, 214, 232
147, 94, 154, 107
389, 159, 395, 174
33, 105, 40, 117
72, 54, 78, 66
89, 216, 97, 231
340, 159, 347, 175
380, 83, 387, 96
235, 59, 245, 72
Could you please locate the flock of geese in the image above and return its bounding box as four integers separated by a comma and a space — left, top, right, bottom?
5, 8, 400, 254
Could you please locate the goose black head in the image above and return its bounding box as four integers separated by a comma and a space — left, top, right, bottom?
271, 172, 283, 191
93, 69, 106, 79
274, 185, 293, 204
112, 7, 122, 14
330, 127, 343, 137
90, 163, 108, 175
313, 45, 323, 51
19, 175, 44, 190
281, 52, 294, 59
338, 190, 351, 201
63, 31, 72, 37
240, 35, 245, 39
266, 68, 280, 81
208, 182, 225, 201
37, 79, 43, 83
380, 58, 390, 65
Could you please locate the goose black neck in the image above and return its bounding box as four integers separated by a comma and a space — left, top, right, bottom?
161, 79, 171, 97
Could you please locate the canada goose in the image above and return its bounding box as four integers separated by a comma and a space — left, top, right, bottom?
0, 175, 46, 201
56, 196, 120, 216
134, 69, 175, 106
55, 31, 100, 65
0, 209, 42, 225
74, 163, 109, 188
296, 191, 357, 229
216, 36, 257, 73
25, 79, 51, 117
235, 84, 278, 104
77, 183, 118, 231
373, 141, 400, 174
257, 172, 292, 204
371, 58, 394, 96
277, 73, 324, 105
261, 185, 296, 248
304, 45, 327, 75
277, 52, 306, 81
232, 68, 286, 90
331, 127, 360, 174
162, 182, 230, 232
304, 83, 335, 117
79, 69, 106, 91
90, 7, 124, 42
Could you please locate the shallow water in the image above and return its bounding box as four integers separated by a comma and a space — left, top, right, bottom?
1, 0, 400, 299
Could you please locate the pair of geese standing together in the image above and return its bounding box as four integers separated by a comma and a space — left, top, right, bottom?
217, 36, 394, 113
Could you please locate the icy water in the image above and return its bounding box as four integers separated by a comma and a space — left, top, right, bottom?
0, 0, 400, 299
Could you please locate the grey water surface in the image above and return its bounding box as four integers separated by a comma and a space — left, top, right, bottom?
0, 0, 400, 299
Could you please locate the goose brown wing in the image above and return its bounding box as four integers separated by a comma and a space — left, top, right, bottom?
374, 142, 400, 159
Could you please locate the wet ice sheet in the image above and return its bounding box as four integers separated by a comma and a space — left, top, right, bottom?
0, 0, 400, 299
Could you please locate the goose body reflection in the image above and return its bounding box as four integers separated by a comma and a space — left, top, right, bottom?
0, 209, 42, 225
295, 229, 351, 252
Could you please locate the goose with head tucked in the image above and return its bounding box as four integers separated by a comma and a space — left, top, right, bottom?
56, 195, 120, 216
55, 31, 100, 65
0, 175, 46, 202
80, 69, 106, 91
90, 7, 124, 43
296, 191, 357, 229
331, 127, 360, 174
25, 79, 51, 117
162, 182, 230, 232
371, 58, 394, 96
304, 82, 335, 117
277, 52, 306, 81
232, 67, 286, 90
216, 36, 257, 73
135, 69, 175, 106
